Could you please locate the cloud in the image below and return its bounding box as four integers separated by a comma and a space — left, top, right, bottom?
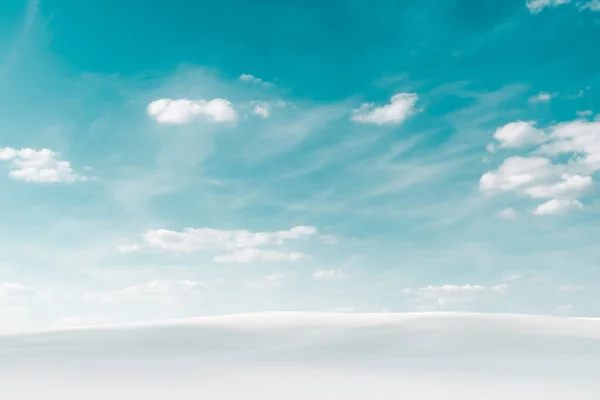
482, 117, 600, 215
83, 280, 204, 304
140, 225, 317, 254
0, 147, 86, 183
497, 208, 518, 219
526, 0, 600, 12
0, 282, 35, 300
480, 156, 564, 194
487, 121, 546, 150
147, 98, 237, 124
532, 199, 583, 215
214, 249, 308, 264
529, 91, 557, 103
247, 100, 287, 119
403, 284, 508, 310
239, 73, 274, 87
554, 304, 573, 315
351, 93, 419, 125
116, 243, 141, 253
56, 315, 112, 329
526, 0, 571, 13
313, 270, 346, 280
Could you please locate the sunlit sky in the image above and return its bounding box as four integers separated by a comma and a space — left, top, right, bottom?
0, 0, 599, 332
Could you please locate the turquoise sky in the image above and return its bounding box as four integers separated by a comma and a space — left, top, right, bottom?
0, 0, 599, 331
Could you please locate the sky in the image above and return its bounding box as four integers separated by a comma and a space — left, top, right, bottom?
0, 0, 600, 332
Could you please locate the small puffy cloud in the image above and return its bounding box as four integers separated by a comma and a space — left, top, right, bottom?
142, 225, 317, 254
116, 243, 141, 253
529, 91, 556, 103
214, 249, 308, 264
577, 110, 593, 118
0, 147, 86, 183
403, 284, 508, 310
253, 103, 270, 119
351, 93, 419, 126
239, 74, 274, 87
488, 121, 546, 150
526, 0, 570, 13
532, 199, 583, 216
147, 98, 237, 124
497, 208, 518, 219
313, 269, 346, 280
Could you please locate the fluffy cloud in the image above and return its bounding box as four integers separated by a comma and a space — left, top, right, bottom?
239, 73, 274, 87
481, 117, 600, 215
529, 91, 556, 103
214, 249, 308, 264
147, 98, 237, 124
533, 199, 583, 216
497, 208, 517, 219
121, 226, 318, 264
403, 284, 508, 309
526, 0, 570, 13
0, 147, 86, 183
487, 121, 546, 150
351, 93, 419, 126
142, 225, 317, 253
83, 280, 203, 304
526, 0, 600, 12
313, 270, 346, 280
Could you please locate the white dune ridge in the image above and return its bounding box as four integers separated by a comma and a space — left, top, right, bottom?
1, 312, 600, 399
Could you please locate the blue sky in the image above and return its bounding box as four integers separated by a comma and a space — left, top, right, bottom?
0, 0, 599, 331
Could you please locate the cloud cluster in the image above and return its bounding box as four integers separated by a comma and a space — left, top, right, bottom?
147, 98, 237, 124
0, 147, 86, 183
403, 284, 508, 310
239, 73, 274, 87
121, 226, 319, 264
526, 0, 600, 12
481, 116, 600, 215
351, 93, 419, 126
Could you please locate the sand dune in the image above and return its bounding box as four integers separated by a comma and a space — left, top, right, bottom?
1, 312, 600, 399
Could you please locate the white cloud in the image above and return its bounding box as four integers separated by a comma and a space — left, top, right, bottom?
351, 93, 419, 126
83, 280, 204, 304
56, 315, 112, 329
577, 110, 593, 118
214, 249, 308, 264
244, 273, 284, 290
528, 91, 556, 103
252, 103, 270, 118
488, 121, 546, 150
147, 98, 237, 124
532, 199, 583, 216
0, 147, 86, 183
580, 0, 600, 11
142, 225, 317, 254
403, 284, 508, 309
497, 208, 518, 219
239, 74, 274, 87
526, 0, 570, 13
313, 269, 346, 280
482, 117, 600, 216
116, 243, 141, 253
0, 282, 34, 299
524, 174, 592, 199
504, 274, 522, 281
480, 156, 563, 194
536, 119, 600, 173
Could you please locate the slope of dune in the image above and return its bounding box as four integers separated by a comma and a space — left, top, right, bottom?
1, 312, 600, 399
